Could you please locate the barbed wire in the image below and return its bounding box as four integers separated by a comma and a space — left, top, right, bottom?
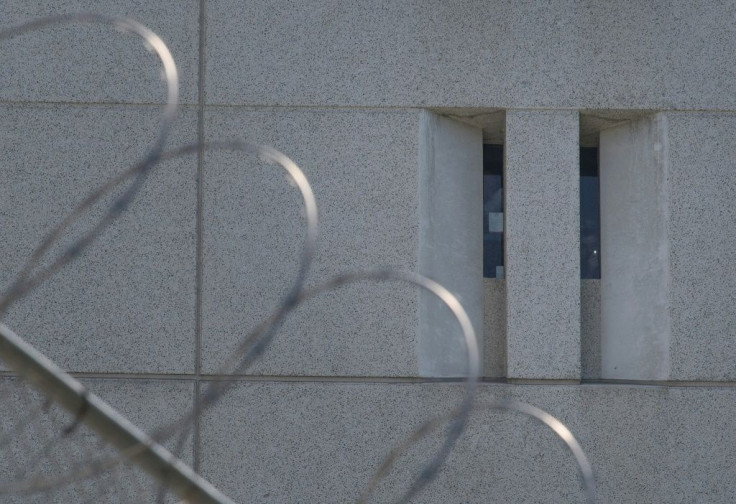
0, 12, 597, 504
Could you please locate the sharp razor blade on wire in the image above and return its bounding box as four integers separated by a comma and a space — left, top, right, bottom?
0, 13, 597, 504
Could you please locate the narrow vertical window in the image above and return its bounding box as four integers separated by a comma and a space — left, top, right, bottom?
580, 147, 601, 279
483, 144, 504, 278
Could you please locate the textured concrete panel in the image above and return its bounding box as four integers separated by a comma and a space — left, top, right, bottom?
206, 1, 736, 110
0, 377, 195, 503
600, 113, 736, 381
83, 378, 196, 463
0, 104, 197, 373
668, 387, 736, 502
581, 280, 601, 380
201, 107, 421, 376
665, 113, 736, 380
198, 381, 584, 504
206, 0, 422, 107
418, 111, 483, 377
0, 2, 199, 105
504, 110, 580, 379
483, 279, 506, 378
599, 115, 671, 380
200, 380, 736, 504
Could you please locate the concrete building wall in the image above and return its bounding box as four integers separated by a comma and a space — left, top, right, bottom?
2, 1, 736, 502
600, 112, 736, 382
418, 111, 483, 377
504, 110, 581, 379
600, 115, 672, 381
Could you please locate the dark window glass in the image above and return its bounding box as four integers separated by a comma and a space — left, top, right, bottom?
483, 145, 504, 278
580, 147, 601, 279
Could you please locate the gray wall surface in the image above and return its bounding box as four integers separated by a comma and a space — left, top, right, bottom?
418, 111, 483, 377
483, 279, 506, 378
665, 113, 736, 380
202, 107, 423, 377
2, 1, 736, 503
198, 381, 736, 504
581, 280, 601, 380
600, 115, 672, 380
600, 112, 736, 381
0, 104, 198, 374
204, 0, 736, 110
504, 110, 581, 379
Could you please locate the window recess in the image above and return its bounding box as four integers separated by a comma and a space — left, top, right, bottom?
580, 147, 601, 279
483, 144, 504, 279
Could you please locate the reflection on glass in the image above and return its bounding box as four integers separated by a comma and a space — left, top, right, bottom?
483, 145, 504, 278
580, 147, 601, 279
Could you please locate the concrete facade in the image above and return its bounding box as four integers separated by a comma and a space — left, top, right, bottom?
601, 112, 736, 382
2, 1, 736, 502
504, 110, 581, 379
418, 111, 483, 377
600, 115, 672, 380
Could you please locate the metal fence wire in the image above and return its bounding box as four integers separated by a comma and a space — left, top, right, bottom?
0, 13, 597, 504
